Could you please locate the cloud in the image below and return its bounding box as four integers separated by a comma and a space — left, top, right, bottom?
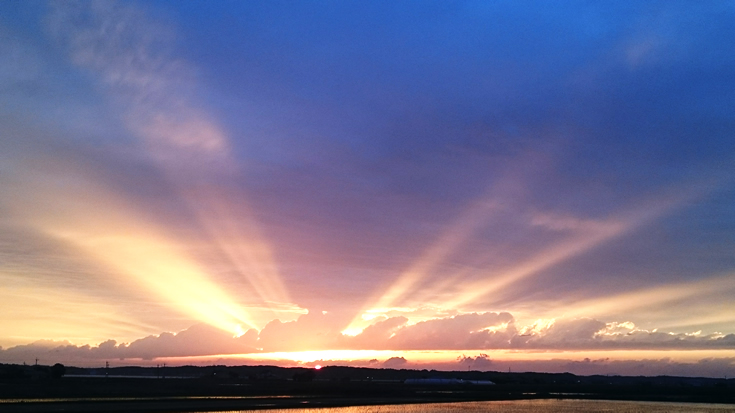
1, 311, 733, 371
124, 323, 258, 359
345, 312, 515, 351
346, 312, 735, 352
388, 312, 515, 350
347, 316, 408, 349
257, 311, 344, 352
457, 353, 493, 370
382, 356, 407, 368
0, 324, 259, 364
518, 318, 607, 346
46, 0, 228, 168
514, 318, 735, 350
0, 339, 127, 365
258, 311, 735, 352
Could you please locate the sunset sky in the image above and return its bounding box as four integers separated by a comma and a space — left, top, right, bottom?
1, 1, 734, 377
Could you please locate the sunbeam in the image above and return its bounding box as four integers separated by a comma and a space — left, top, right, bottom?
346, 181, 718, 336
47, 0, 296, 325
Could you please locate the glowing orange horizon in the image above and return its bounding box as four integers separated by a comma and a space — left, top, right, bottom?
157, 348, 735, 367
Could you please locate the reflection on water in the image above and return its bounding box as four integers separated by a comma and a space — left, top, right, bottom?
208, 399, 735, 413
0, 395, 295, 404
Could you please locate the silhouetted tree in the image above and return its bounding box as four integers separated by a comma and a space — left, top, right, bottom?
50, 363, 66, 379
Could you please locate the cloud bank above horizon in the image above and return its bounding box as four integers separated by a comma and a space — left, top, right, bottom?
1, 1, 734, 376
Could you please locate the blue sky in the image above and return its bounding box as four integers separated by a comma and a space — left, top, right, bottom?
0, 0, 734, 376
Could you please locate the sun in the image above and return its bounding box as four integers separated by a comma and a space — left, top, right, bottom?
314, 365, 322, 370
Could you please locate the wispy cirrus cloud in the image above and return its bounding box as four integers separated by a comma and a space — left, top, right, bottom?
46, 0, 228, 166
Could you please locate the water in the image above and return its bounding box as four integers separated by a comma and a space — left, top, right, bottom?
208, 399, 735, 413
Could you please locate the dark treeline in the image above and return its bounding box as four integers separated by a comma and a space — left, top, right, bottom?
1, 363, 733, 412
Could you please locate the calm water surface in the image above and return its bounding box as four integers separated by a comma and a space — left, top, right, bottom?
209, 399, 735, 413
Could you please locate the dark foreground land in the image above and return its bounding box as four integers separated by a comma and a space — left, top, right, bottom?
1, 364, 733, 412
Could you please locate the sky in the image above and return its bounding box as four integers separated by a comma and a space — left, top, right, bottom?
1, 0, 734, 377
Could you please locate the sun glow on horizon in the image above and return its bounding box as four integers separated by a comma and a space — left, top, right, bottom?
160, 348, 735, 368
